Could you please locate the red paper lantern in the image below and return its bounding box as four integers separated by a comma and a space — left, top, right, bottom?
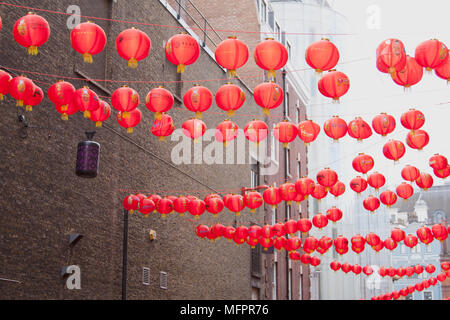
116, 27, 151, 68
246, 236, 259, 248
324, 116, 347, 141
157, 198, 174, 218
0, 70, 12, 100
297, 218, 312, 234
363, 196, 380, 212
204, 196, 224, 217
260, 236, 274, 251
441, 262, 450, 271
401, 165, 420, 182
273, 237, 286, 251
334, 235, 349, 255
318, 236, 333, 251
263, 186, 281, 208
305, 38, 339, 73
23, 85, 43, 112
378, 267, 387, 277
404, 234, 418, 248
429, 154, 448, 171
396, 182, 414, 201
372, 113, 396, 136
351, 234, 366, 253
384, 238, 397, 251
173, 196, 190, 216
139, 198, 155, 216
437, 273, 447, 282
352, 153, 374, 175
244, 191, 263, 213
311, 184, 327, 200
48, 81, 76, 111
415, 172, 433, 190
182, 118, 206, 141
183, 85, 213, 119
432, 224, 448, 242
372, 241, 384, 253
117, 108, 141, 133
298, 119, 320, 145
425, 264, 436, 274
211, 224, 225, 239
215, 119, 239, 145
341, 263, 352, 274
383, 140, 406, 162
195, 225, 210, 239
165, 33, 200, 73
365, 233, 381, 247
330, 261, 341, 272
300, 254, 312, 264
73, 86, 100, 118
435, 50, 450, 82
380, 190, 397, 207
405, 266, 415, 277
391, 228, 406, 243
406, 130, 429, 150
329, 181, 346, 198
407, 285, 415, 294
310, 256, 321, 267
429, 277, 437, 286
151, 114, 175, 141
274, 121, 298, 148
260, 225, 274, 239
367, 172, 385, 190
312, 213, 328, 230
71, 21, 107, 63
391, 56, 423, 88
215, 36, 249, 77
352, 264, 362, 275
188, 199, 206, 219
387, 267, 396, 277
278, 183, 297, 205
363, 266, 374, 276
148, 195, 162, 211
434, 166, 450, 179
227, 194, 245, 216
285, 237, 302, 253
244, 119, 268, 145
289, 252, 301, 260
254, 38, 288, 79
223, 226, 236, 242
318, 70, 350, 102
272, 224, 286, 237
145, 86, 174, 120
295, 177, 316, 198
9, 76, 34, 107
326, 207, 343, 223
415, 282, 424, 292
376, 39, 406, 74
303, 236, 319, 254
123, 194, 140, 213
317, 168, 338, 190
417, 226, 433, 245
400, 288, 409, 297
215, 83, 245, 116
55, 101, 79, 121
347, 117, 372, 141
13, 12, 50, 55
253, 82, 283, 116
90, 99, 111, 127
294, 193, 305, 205
350, 176, 368, 194
401, 109, 425, 131
415, 39, 449, 71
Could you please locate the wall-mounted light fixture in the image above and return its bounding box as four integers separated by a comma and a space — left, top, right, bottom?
75, 131, 100, 178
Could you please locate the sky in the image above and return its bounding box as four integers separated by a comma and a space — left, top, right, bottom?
311, 0, 450, 189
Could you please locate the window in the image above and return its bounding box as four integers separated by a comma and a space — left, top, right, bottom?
251, 245, 261, 276
275, 23, 281, 41
401, 244, 406, 254
285, 149, 291, 177
423, 291, 433, 300
287, 41, 292, 60
251, 162, 260, 188
272, 262, 277, 300
405, 294, 413, 300
426, 245, 432, 253
284, 91, 290, 118
260, 1, 267, 23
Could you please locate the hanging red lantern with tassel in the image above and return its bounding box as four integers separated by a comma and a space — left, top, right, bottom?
173, 196, 190, 217
259, 236, 274, 251
334, 235, 349, 255
247, 225, 262, 240
347, 117, 372, 141
305, 38, 339, 74
273, 236, 287, 251
115, 27, 151, 68
9, 75, 35, 107
122, 194, 140, 213
253, 82, 283, 116
215, 36, 249, 77
352, 264, 362, 275
372, 113, 396, 136
151, 113, 175, 141
383, 140, 406, 162
367, 172, 385, 190
285, 237, 302, 253
330, 261, 341, 272
182, 118, 206, 142
318, 236, 333, 252
432, 224, 448, 242
145, 86, 174, 120
244, 119, 268, 145
402, 165, 420, 182
244, 191, 263, 213
73, 86, 100, 118
254, 38, 288, 79
425, 264, 436, 274
300, 254, 312, 264
215, 83, 245, 116
223, 226, 236, 242
351, 234, 366, 254
23, 85, 43, 112
435, 49, 450, 82
376, 38, 406, 74
183, 84, 213, 119
434, 166, 450, 179
89, 99, 111, 127
391, 55, 423, 89
188, 198, 206, 219
263, 186, 281, 208
139, 198, 155, 217
303, 236, 319, 254
205, 196, 224, 217
417, 226, 433, 245
278, 183, 297, 205
71, 21, 107, 63
404, 234, 418, 249
415, 172, 433, 190
329, 181, 345, 198
295, 177, 315, 198
415, 39, 448, 71
350, 176, 368, 194
311, 184, 327, 200
384, 238, 398, 251
298, 119, 320, 145
429, 154, 448, 171
215, 120, 239, 145
274, 222, 288, 237
324, 116, 347, 141
246, 236, 259, 248
326, 207, 343, 223
365, 232, 381, 247
156, 198, 174, 218
48, 81, 75, 111
0, 70, 11, 101
117, 108, 141, 134
297, 218, 312, 234
274, 120, 298, 148
352, 153, 374, 174
396, 182, 414, 201
362, 266, 373, 276
316, 168, 338, 190
341, 263, 352, 274
380, 190, 397, 207
312, 213, 328, 230
228, 194, 245, 216
318, 70, 350, 102
391, 228, 406, 243
55, 101, 78, 121
406, 130, 429, 150
401, 109, 425, 132
13, 12, 50, 55
165, 33, 200, 73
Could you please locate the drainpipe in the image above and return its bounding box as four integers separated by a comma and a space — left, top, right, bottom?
282, 68, 290, 300
122, 209, 128, 300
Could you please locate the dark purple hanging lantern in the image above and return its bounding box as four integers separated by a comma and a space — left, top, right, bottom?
76, 131, 100, 178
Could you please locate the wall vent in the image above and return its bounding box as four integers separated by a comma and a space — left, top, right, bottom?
160, 271, 168, 290
142, 267, 150, 285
